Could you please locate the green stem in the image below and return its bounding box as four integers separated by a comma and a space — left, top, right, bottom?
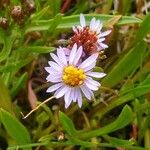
144, 129, 150, 150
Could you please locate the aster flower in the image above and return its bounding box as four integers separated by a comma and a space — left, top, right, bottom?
45, 44, 106, 108
70, 14, 111, 55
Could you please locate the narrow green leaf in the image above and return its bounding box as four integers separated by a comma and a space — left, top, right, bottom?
105, 15, 122, 28
0, 59, 31, 73
102, 42, 146, 87
31, 6, 50, 20
1, 72, 11, 87
140, 73, 150, 86
72, 1, 89, 14
59, 111, 77, 136
0, 29, 5, 42
119, 0, 131, 14
95, 74, 150, 120
26, 14, 142, 33
7, 142, 48, 150
102, 0, 113, 14
121, 73, 150, 96
135, 13, 150, 43
0, 33, 15, 62
11, 73, 28, 98
49, 0, 61, 16
0, 109, 31, 150
34, 0, 41, 11
7, 141, 147, 150
38, 134, 52, 143
122, 85, 150, 97
79, 105, 132, 139
68, 136, 141, 150
0, 77, 13, 113
117, 16, 142, 25
22, 46, 55, 53
68, 134, 145, 149
48, 13, 62, 33
107, 136, 134, 146
145, 130, 150, 149
69, 137, 94, 147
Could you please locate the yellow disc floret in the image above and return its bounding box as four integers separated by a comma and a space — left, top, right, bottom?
63, 65, 86, 86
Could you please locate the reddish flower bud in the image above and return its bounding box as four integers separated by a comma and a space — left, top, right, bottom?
0, 17, 9, 29
22, 0, 36, 15
11, 6, 24, 25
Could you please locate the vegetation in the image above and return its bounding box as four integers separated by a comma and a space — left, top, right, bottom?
0, 0, 150, 150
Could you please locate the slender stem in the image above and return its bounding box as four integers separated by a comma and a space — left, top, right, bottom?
22, 96, 55, 119
7, 141, 147, 150
144, 129, 150, 150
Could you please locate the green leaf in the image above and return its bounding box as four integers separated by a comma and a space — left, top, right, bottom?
118, 0, 131, 14
0, 29, 5, 42
102, 0, 113, 14
49, 0, 61, 16
7, 141, 147, 150
0, 77, 13, 113
72, 1, 89, 14
123, 85, 150, 98
95, 73, 150, 120
26, 14, 142, 33
11, 73, 28, 98
135, 13, 150, 43
121, 73, 150, 96
69, 137, 94, 147
69, 135, 144, 150
0, 109, 31, 150
22, 46, 55, 53
140, 73, 150, 86
117, 15, 142, 25
7, 142, 47, 150
0, 32, 16, 62
79, 105, 132, 139
31, 6, 50, 20
145, 129, 150, 149
1, 72, 11, 86
48, 13, 62, 33
59, 111, 77, 136
105, 15, 122, 28
0, 30, 17, 62
107, 136, 134, 146
0, 59, 31, 73
102, 41, 146, 87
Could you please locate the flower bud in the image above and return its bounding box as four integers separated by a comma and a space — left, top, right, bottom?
0, 17, 9, 29
22, 0, 36, 15
11, 6, 24, 25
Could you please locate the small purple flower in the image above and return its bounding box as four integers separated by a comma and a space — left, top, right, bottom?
70, 14, 111, 55
45, 44, 106, 108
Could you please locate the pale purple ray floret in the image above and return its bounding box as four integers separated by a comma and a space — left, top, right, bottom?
45, 43, 106, 108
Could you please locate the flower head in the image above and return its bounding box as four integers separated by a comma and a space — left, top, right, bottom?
70, 14, 111, 55
45, 44, 106, 108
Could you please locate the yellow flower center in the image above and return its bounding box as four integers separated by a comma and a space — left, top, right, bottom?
63, 65, 86, 86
